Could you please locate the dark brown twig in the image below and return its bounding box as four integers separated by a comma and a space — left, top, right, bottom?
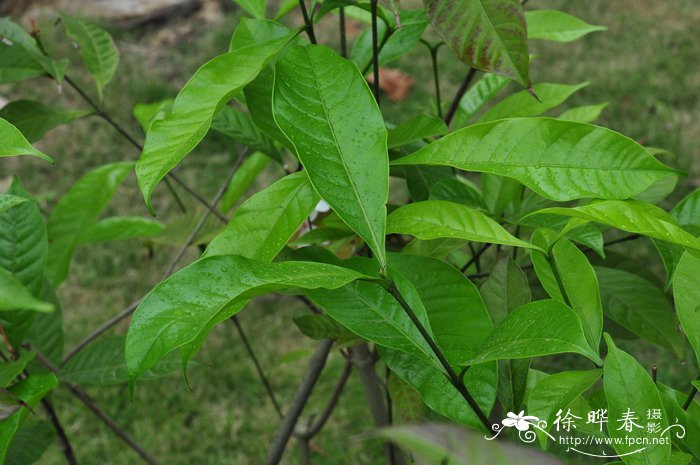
444, 67, 477, 126
41, 398, 79, 465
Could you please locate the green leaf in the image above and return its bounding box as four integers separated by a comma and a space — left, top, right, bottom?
244, 67, 292, 149
0, 100, 91, 142
532, 200, 700, 250
424, 0, 529, 86
465, 300, 603, 366
308, 281, 442, 369
211, 106, 281, 161
0, 374, 58, 463
530, 232, 603, 351
27, 279, 64, 368
0, 268, 53, 313
0, 195, 27, 214
527, 369, 602, 448
386, 200, 541, 251
220, 152, 271, 213
558, 102, 609, 123
392, 118, 677, 202
0, 352, 35, 388
350, 9, 428, 71
293, 314, 360, 343
0, 118, 52, 162
480, 82, 588, 122
126, 255, 365, 389
136, 33, 295, 213
6, 420, 55, 465
657, 384, 700, 459
603, 334, 670, 465
132, 98, 174, 132
273, 45, 389, 266
480, 257, 530, 326
387, 115, 448, 149
78, 216, 165, 244
453, 72, 509, 126
0, 179, 47, 346
596, 267, 684, 357
46, 162, 133, 286
232, 0, 266, 19
525, 10, 607, 42
378, 423, 568, 464
60, 14, 119, 102
388, 373, 424, 423
61, 335, 181, 385
674, 252, 700, 366
517, 213, 606, 257
429, 176, 485, 210
0, 44, 44, 84
230, 18, 294, 50
205, 172, 319, 259
392, 165, 452, 202
0, 18, 68, 83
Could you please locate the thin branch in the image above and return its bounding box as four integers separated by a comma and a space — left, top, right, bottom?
302, 358, 352, 438
339, 7, 347, 58
460, 243, 491, 273
263, 339, 334, 465
31, 349, 162, 465
229, 317, 283, 419
41, 398, 79, 465
683, 381, 698, 410
444, 67, 478, 126
604, 233, 641, 246
384, 280, 493, 432
298, 0, 317, 44
62, 153, 244, 364
63, 75, 226, 222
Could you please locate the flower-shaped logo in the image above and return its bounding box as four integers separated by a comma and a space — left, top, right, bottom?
502, 411, 539, 431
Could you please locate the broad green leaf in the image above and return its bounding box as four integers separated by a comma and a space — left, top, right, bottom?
378, 423, 567, 464
46, 162, 132, 286
383, 253, 498, 430
126, 255, 365, 388
657, 384, 700, 459
0, 18, 68, 83
5, 420, 54, 465
482, 174, 521, 216
0, 374, 58, 463
479, 82, 588, 122
0, 100, 91, 142
671, 188, 700, 226
603, 334, 670, 465
78, 216, 166, 244
596, 267, 684, 357
205, 172, 319, 259
424, 0, 529, 86
0, 179, 47, 346
211, 106, 281, 161
0, 195, 27, 214
0, 352, 35, 388
387, 115, 448, 149
0, 44, 44, 84
464, 300, 603, 366
392, 165, 452, 202
60, 14, 119, 102
136, 33, 295, 213
429, 177, 485, 210
634, 175, 678, 204
674, 252, 700, 365
401, 237, 466, 259
232, 0, 266, 19
0, 118, 52, 162
220, 152, 271, 213
27, 279, 64, 368
530, 232, 603, 351
388, 374, 424, 423
527, 369, 602, 448
291, 227, 355, 246
350, 9, 428, 71
229, 18, 293, 51
61, 336, 181, 385
525, 10, 606, 43
533, 200, 700, 250
0, 268, 53, 313
387, 266, 434, 337
453, 72, 509, 127
244, 67, 292, 149
392, 118, 677, 202
308, 281, 442, 370
654, 189, 700, 286
517, 212, 605, 257
386, 200, 541, 251
559, 102, 609, 123
132, 98, 174, 132
480, 257, 530, 326
293, 314, 360, 343
273, 45, 389, 265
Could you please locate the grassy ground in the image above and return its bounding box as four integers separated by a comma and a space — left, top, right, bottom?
1, 0, 699, 463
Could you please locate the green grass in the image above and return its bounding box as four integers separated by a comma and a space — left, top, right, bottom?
1, 0, 699, 463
